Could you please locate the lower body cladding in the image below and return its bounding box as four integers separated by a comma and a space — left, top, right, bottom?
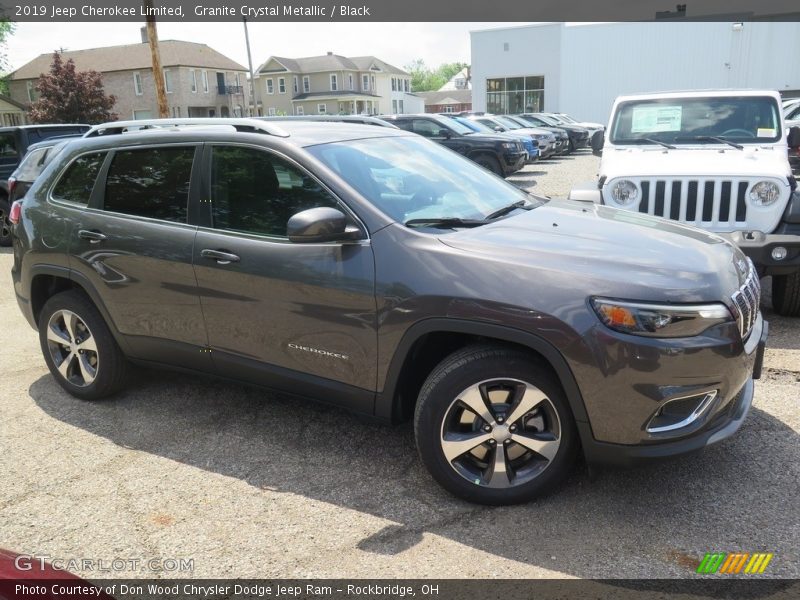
573, 314, 767, 467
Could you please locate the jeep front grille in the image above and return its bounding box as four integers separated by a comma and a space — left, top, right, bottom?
730, 259, 761, 339
637, 179, 749, 226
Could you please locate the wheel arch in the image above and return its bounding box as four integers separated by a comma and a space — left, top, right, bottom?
29, 266, 130, 354
376, 319, 590, 428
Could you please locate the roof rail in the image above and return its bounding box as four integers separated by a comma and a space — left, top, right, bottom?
256, 115, 398, 129
84, 118, 290, 138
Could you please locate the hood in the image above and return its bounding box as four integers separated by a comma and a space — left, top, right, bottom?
439, 199, 747, 303
464, 132, 515, 143
575, 121, 605, 130
601, 145, 791, 180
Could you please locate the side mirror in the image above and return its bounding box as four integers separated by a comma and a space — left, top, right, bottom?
591, 130, 605, 156
441, 129, 453, 139
494, 126, 504, 132
287, 207, 362, 243
787, 126, 800, 149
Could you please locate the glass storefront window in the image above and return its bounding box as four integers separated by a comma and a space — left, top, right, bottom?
485, 76, 545, 114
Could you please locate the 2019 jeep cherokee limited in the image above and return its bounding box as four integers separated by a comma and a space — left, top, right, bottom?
10, 118, 767, 505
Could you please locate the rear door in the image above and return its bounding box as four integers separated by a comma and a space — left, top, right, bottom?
65, 144, 210, 370
192, 143, 377, 413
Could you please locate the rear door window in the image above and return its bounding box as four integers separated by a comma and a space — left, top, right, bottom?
104, 147, 196, 223
51, 152, 106, 205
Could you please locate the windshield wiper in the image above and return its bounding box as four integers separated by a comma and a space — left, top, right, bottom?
484, 200, 532, 220
404, 217, 488, 229
673, 135, 744, 150
616, 137, 676, 149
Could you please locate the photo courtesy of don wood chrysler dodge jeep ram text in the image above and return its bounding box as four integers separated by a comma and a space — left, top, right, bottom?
10, 118, 767, 505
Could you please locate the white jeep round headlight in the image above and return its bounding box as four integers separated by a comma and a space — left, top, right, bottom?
610, 180, 639, 206
749, 181, 781, 206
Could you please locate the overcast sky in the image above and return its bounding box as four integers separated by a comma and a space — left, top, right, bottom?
5, 22, 528, 73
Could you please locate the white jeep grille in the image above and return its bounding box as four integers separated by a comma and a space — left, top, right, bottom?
731, 259, 761, 339
603, 177, 788, 233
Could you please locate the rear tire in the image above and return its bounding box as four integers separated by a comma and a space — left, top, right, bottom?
0, 196, 11, 247
474, 155, 503, 177
38, 290, 129, 400
414, 344, 578, 505
772, 271, 800, 317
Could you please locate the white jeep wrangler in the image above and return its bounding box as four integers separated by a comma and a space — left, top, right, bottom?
570, 90, 800, 316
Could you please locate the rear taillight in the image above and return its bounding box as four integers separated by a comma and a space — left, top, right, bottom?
7, 177, 16, 196
9, 200, 22, 225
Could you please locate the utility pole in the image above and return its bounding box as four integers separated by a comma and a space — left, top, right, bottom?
243, 17, 256, 116
145, 0, 169, 118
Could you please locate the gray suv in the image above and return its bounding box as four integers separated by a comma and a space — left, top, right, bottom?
10, 118, 767, 505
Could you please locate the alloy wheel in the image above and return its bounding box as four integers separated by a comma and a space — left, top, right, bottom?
46, 309, 99, 387
439, 378, 561, 488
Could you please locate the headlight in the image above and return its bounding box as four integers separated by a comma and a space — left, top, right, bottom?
749, 181, 781, 206
501, 142, 517, 150
609, 180, 639, 206
590, 298, 732, 338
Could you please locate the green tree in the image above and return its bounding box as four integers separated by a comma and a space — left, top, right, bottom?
404, 59, 469, 92
0, 20, 15, 95
28, 52, 117, 124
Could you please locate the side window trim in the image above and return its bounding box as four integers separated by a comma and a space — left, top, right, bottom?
88, 150, 115, 209
201, 142, 368, 243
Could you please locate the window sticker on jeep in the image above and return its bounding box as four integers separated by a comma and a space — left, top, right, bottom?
757, 128, 776, 138
631, 106, 682, 133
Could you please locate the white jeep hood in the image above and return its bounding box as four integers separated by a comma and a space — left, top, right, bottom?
601, 146, 791, 180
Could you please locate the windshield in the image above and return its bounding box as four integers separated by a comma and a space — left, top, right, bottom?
557, 114, 577, 123
610, 96, 782, 144
454, 117, 492, 133
477, 118, 505, 131
307, 136, 534, 225
495, 116, 523, 130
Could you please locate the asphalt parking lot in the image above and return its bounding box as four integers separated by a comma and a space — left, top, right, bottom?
1, 151, 798, 579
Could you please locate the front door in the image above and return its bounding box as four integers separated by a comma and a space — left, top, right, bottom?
192, 144, 377, 413
66, 145, 210, 370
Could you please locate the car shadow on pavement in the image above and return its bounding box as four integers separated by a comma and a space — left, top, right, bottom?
29, 368, 800, 578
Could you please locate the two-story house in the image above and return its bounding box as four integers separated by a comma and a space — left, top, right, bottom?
253, 52, 423, 116
8, 34, 250, 121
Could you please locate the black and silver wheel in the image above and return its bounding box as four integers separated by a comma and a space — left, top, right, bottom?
414, 345, 578, 505
38, 290, 128, 400
0, 197, 11, 247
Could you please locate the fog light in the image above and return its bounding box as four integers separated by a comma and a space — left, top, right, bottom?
646, 391, 718, 433
771, 246, 787, 261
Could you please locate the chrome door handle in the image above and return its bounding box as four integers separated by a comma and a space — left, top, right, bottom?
78, 230, 107, 244
200, 249, 240, 265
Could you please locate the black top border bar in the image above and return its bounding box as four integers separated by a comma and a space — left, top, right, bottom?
1, 0, 800, 22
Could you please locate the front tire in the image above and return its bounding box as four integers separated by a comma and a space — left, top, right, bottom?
414, 344, 578, 505
474, 155, 503, 177
38, 290, 129, 400
772, 271, 800, 317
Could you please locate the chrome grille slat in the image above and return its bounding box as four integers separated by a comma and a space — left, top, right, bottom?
730, 258, 761, 339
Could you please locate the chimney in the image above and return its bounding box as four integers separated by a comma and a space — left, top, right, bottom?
327, 51, 333, 56
140, 27, 148, 43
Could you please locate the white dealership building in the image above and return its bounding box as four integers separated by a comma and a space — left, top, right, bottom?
470, 22, 800, 123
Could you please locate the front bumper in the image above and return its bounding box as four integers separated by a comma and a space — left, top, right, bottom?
579, 317, 767, 467
500, 151, 527, 176
718, 230, 800, 275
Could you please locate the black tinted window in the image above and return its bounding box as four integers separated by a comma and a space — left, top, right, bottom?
14, 148, 49, 181
52, 152, 106, 205
0, 133, 17, 164
210, 146, 339, 237
104, 147, 195, 222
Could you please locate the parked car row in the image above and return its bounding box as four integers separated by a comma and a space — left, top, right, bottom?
783, 99, 800, 174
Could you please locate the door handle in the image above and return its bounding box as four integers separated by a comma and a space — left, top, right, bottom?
201, 249, 240, 265
78, 230, 107, 244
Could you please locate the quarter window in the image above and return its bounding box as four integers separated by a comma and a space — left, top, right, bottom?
209, 146, 339, 238
52, 152, 106, 205
104, 147, 195, 222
